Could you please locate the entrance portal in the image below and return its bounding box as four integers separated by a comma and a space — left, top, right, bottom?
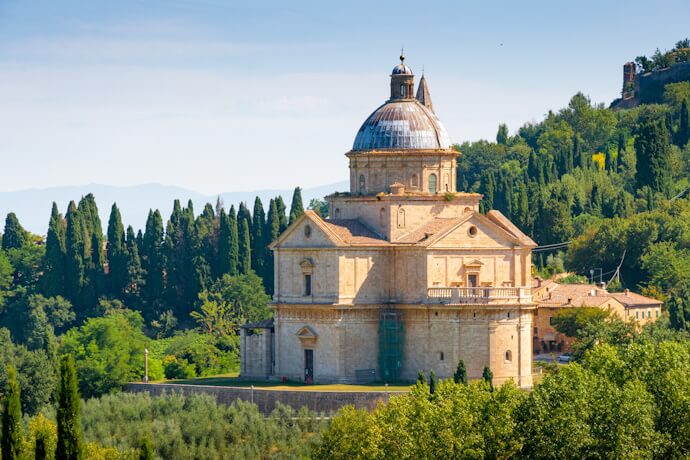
304, 349, 314, 384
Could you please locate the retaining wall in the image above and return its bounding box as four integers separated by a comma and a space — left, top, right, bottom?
125, 383, 407, 414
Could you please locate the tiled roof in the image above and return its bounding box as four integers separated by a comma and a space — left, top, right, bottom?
534, 282, 662, 308
610, 291, 663, 306
397, 217, 465, 244
321, 219, 388, 246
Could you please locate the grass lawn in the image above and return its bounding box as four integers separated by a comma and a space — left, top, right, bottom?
160, 373, 412, 392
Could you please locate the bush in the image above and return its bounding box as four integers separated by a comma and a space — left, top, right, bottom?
162, 356, 196, 380
149, 330, 239, 377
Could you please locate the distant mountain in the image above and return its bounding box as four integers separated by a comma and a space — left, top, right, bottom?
0, 181, 349, 235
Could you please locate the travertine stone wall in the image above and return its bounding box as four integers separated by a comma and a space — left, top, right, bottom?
273, 304, 532, 387
329, 195, 481, 241
126, 383, 405, 414
347, 151, 457, 195
241, 328, 273, 378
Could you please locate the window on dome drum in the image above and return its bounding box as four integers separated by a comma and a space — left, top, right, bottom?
359, 175, 366, 194
428, 174, 437, 193
304, 274, 312, 296
400, 84, 404, 97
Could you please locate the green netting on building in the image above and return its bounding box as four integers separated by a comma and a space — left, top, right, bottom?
379, 310, 404, 382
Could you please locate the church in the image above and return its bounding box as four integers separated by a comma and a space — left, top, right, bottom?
240, 55, 536, 388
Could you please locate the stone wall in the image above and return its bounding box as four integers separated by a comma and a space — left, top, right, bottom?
125, 383, 405, 414
639, 60, 690, 104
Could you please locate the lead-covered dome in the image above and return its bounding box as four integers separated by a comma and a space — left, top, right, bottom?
352, 100, 452, 151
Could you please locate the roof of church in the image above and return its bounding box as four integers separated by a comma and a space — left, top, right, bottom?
320, 218, 389, 245
397, 217, 466, 244
352, 100, 452, 151
352, 57, 452, 151
415, 74, 434, 113
392, 63, 413, 75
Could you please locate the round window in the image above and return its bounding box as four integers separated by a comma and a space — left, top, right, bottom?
304, 225, 312, 238
468, 225, 478, 237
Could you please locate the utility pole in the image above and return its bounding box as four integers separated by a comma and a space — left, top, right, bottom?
144, 348, 149, 383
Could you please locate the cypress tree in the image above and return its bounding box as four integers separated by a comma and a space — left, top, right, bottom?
428, 370, 437, 396
264, 199, 281, 294
138, 436, 154, 460
417, 371, 426, 385
496, 123, 508, 145
1, 212, 28, 250
668, 294, 688, 331
454, 360, 468, 384
164, 201, 184, 311
136, 229, 144, 255
125, 225, 144, 306
679, 99, 689, 147
251, 197, 266, 278
43, 202, 67, 297
617, 132, 626, 169
82, 231, 105, 312
481, 171, 496, 211
76, 194, 101, 267
106, 203, 127, 296
275, 196, 288, 233
1, 365, 22, 460
218, 209, 232, 276
238, 218, 251, 274
142, 210, 165, 310
482, 366, 494, 392
288, 187, 304, 225
64, 202, 85, 307
228, 206, 239, 276
56, 355, 82, 460
35, 434, 47, 460
195, 203, 218, 277
635, 113, 672, 197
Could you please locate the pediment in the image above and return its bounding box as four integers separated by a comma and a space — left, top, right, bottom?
464, 259, 484, 267
296, 325, 318, 340
428, 213, 524, 249
270, 211, 342, 249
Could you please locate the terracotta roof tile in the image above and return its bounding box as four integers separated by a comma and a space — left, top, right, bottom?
321, 219, 388, 246
397, 217, 465, 244
610, 292, 662, 306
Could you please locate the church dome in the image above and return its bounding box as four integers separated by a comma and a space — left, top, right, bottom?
352, 100, 452, 151
392, 63, 413, 75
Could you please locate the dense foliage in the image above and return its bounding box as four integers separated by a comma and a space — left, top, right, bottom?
315, 323, 690, 459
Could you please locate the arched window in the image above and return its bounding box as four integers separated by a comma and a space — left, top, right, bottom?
359, 175, 366, 194
505, 350, 512, 362
428, 174, 437, 193
400, 84, 405, 97
397, 208, 406, 228
334, 208, 341, 219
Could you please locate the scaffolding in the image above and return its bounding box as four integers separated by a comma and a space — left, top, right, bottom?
379, 309, 404, 382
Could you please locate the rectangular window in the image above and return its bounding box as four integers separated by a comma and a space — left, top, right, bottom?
549, 316, 555, 326
635, 311, 639, 319
656, 309, 659, 318
439, 352, 444, 361
468, 274, 478, 288
304, 274, 312, 296
648, 310, 651, 318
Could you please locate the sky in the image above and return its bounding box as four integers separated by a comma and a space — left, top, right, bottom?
1, 0, 689, 195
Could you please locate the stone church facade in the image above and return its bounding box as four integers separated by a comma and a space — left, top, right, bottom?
240, 56, 536, 388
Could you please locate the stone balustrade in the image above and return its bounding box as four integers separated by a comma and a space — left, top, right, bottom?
426, 286, 532, 305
